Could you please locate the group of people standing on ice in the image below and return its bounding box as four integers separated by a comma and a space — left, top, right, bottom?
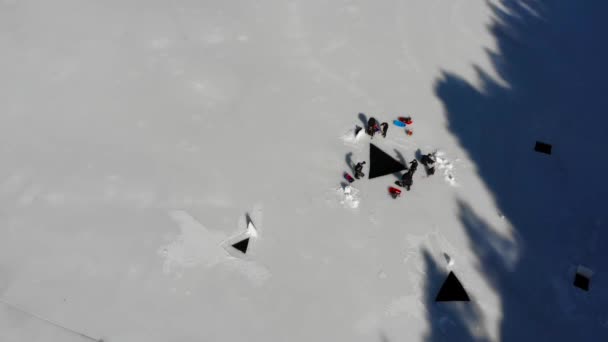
352, 115, 438, 195
353, 151, 436, 194
392, 154, 435, 190
392, 152, 436, 191
366, 117, 389, 138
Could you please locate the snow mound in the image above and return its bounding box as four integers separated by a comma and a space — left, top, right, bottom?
247, 221, 258, 238
341, 127, 366, 146
435, 151, 458, 186
337, 185, 360, 208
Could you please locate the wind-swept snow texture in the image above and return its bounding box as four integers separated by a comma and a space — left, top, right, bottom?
1, 1, 606, 342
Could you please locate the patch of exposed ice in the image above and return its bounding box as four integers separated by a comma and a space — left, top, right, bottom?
337, 185, 360, 208
159, 211, 270, 286
435, 151, 458, 186
159, 211, 229, 274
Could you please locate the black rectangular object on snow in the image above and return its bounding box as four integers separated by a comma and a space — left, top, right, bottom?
573, 273, 590, 291
534, 141, 552, 154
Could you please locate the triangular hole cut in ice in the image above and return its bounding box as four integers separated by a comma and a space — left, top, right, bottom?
435, 271, 470, 302
573, 273, 590, 291
232, 238, 249, 254
534, 141, 552, 155
369, 143, 406, 179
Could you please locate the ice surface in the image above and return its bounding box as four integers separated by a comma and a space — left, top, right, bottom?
160, 210, 229, 273
1, 0, 606, 341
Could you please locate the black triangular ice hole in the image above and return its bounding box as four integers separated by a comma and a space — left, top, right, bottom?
534, 141, 552, 155
232, 238, 249, 254
435, 271, 470, 302
369, 143, 406, 179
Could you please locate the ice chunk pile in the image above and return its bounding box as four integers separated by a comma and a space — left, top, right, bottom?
338, 185, 360, 208
435, 151, 457, 186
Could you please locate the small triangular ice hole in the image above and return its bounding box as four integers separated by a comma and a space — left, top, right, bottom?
435, 271, 470, 302
232, 238, 249, 254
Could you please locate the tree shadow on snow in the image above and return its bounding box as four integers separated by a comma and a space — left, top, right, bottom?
425, 1, 608, 341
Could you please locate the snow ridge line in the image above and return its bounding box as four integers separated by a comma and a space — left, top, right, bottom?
0, 298, 103, 342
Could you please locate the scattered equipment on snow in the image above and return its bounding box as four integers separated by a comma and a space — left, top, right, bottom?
393, 119, 406, 127
344, 172, 355, 183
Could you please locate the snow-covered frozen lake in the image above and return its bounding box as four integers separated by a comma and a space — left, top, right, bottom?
1, 1, 607, 341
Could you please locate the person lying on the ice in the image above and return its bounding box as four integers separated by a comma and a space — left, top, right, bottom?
420, 153, 436, 176
420, 153, 435, 166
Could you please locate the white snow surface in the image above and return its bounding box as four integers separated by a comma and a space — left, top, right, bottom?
1, 1, 606, 342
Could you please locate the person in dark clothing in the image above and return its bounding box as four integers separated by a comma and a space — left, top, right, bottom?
354, 161, 366, 179
395, 170, 414, 191
380, 122, 388, 137
408, 159, 418, 173
367, 117, 379, 138
420, 153, 435, 166
420, 153, 436, 176
402, 172, 413, 191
